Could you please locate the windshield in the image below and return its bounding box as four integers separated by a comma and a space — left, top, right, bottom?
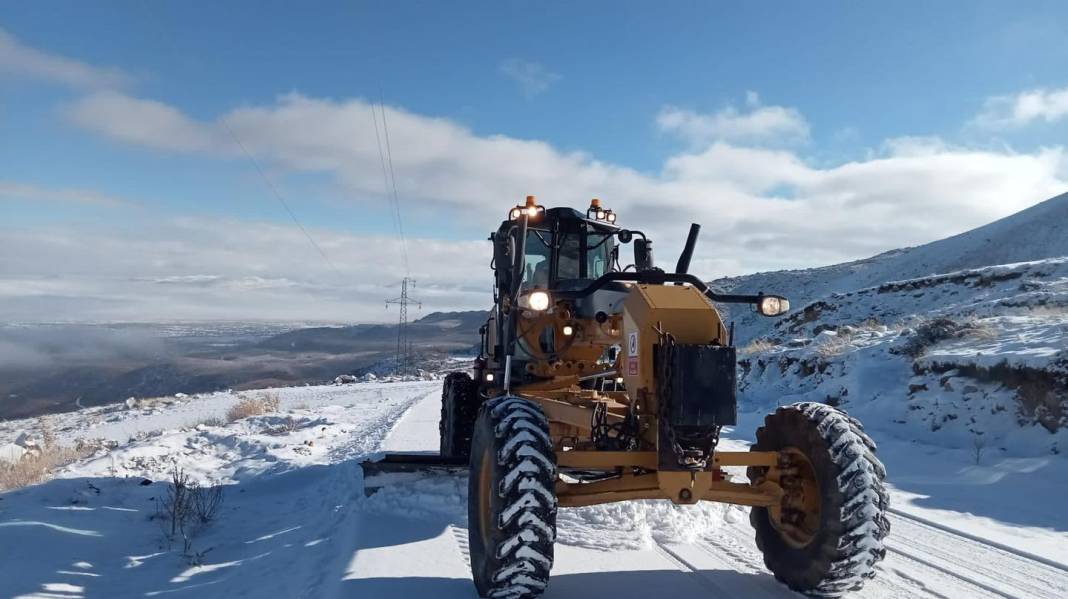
556, 230, 614, 280
586, 232, 613, 278
521, 229, 553, 290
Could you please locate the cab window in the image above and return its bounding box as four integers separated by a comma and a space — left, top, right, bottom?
522, 229, 552, 289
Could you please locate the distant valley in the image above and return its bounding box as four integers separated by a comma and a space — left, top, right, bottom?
0, 311, 484, 420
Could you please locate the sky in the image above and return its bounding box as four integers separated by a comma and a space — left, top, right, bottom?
2, 1, 1068, 323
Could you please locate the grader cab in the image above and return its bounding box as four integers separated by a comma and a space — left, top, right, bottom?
362, 197, 890, 598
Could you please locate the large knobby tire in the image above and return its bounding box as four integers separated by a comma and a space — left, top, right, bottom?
748, 402, 890, 597
468, 396, 557, 599
440, 372, 479, 459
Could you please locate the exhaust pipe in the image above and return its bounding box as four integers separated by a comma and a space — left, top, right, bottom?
675, 223, 701, 274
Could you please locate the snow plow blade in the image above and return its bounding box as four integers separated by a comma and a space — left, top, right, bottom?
359, 453, 468, 495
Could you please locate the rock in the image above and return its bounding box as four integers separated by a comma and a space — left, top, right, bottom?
14, 432, 41, 449
334, 374, 358, 385
125, 397, 137, 409
0, 443, 26, 464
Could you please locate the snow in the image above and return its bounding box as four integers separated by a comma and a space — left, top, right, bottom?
3, 193, 1068, 597
2, 379, 1068, 598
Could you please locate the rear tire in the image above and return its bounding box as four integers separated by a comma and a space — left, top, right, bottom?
468, 396, 557, 599
748, 402, 890, 596
440, 372, 479, 459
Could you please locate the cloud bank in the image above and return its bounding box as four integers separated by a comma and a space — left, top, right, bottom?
0, 27, 131, 89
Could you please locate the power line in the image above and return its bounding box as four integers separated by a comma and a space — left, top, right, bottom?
370, 101, 403, 269
134, 3, 342, 281
370, 96, 410, 275
378, 93, 410, 275
221, 121, 343, 278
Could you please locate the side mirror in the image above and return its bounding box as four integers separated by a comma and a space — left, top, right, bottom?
634, 239, 654, 271
756, 295, 790, 317
617, 230, 633, 244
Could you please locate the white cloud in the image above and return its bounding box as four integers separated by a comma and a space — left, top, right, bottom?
973, 85, 1068, 129
499, 59, 560, 98
657, 96, 811, 147
0, 27, 131, 89
43, 90, 1068, 320
0, 218, 490, 322
0, 181, 134, 208
66, 91, 218, 152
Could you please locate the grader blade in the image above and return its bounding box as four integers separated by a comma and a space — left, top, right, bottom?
359, 453, 467, 496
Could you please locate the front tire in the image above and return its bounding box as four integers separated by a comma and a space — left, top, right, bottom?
748, 402, 890, 596
440, 372, 479, 458
468, 396, 557, 599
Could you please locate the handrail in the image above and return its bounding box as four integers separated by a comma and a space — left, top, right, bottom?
554, 271, 770, 305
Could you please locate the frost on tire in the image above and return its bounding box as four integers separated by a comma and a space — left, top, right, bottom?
468, 396, 558, 599
748, 401, 890, 597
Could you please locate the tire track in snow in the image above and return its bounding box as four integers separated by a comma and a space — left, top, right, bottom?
888, 507, 1068, 574
711, 506, 1067, 599
653, 539, 799, 598
884, 513, 1068, 599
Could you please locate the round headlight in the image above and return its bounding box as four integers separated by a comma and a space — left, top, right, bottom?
528, 290, 551, 311
757, 295, 790, 316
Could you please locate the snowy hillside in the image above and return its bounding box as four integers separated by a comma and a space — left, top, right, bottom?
739, 257, 1068, 454
714, 191, 1068, 341
2, 380, 1067, 598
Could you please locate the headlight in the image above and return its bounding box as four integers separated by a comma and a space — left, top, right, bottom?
528, 290, 550, 311
518, 290, 551, 311
757, 295, 790, 317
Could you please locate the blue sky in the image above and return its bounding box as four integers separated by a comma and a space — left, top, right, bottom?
2, 2, 1068, 322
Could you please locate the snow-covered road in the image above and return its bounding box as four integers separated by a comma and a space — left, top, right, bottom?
345, 389, 1068, 599
2, 381, 1067, 598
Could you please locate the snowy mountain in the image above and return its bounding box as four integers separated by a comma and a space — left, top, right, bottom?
714, 191, 1068, 341
713, 191, 1068, 457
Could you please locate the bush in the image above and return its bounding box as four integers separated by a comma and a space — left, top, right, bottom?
740, 338, 775, 355
0, 426, 91, 491
226, 392, 281, 422
894, 317, 993, 358
159, 465, 225, 561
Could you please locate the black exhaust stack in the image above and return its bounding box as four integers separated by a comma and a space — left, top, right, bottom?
675, 223, 701, 274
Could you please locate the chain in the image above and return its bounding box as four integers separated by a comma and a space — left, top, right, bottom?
655, 326, 720, 470
590, 400, 640, 451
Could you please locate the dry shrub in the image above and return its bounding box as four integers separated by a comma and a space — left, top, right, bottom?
226, 392, 281, 422
159, 465, 225, 560
189, 416, 226, 429
894, 317, 995, 359
814, 333, 854, 358
740, 338, 775, 355
0, 426, 91, 491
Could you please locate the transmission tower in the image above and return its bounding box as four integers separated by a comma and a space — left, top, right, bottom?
385, 277, 422, 374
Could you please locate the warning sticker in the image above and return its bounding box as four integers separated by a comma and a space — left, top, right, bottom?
628, 332, 639, 356
627, 357, 638, 376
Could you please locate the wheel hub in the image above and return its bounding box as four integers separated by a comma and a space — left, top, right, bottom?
767, 447, 822, 548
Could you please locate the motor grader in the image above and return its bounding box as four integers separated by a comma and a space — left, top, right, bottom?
362, 197, 889, 598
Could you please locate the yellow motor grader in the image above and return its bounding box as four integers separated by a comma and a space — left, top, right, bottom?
362, 197, 889, 598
